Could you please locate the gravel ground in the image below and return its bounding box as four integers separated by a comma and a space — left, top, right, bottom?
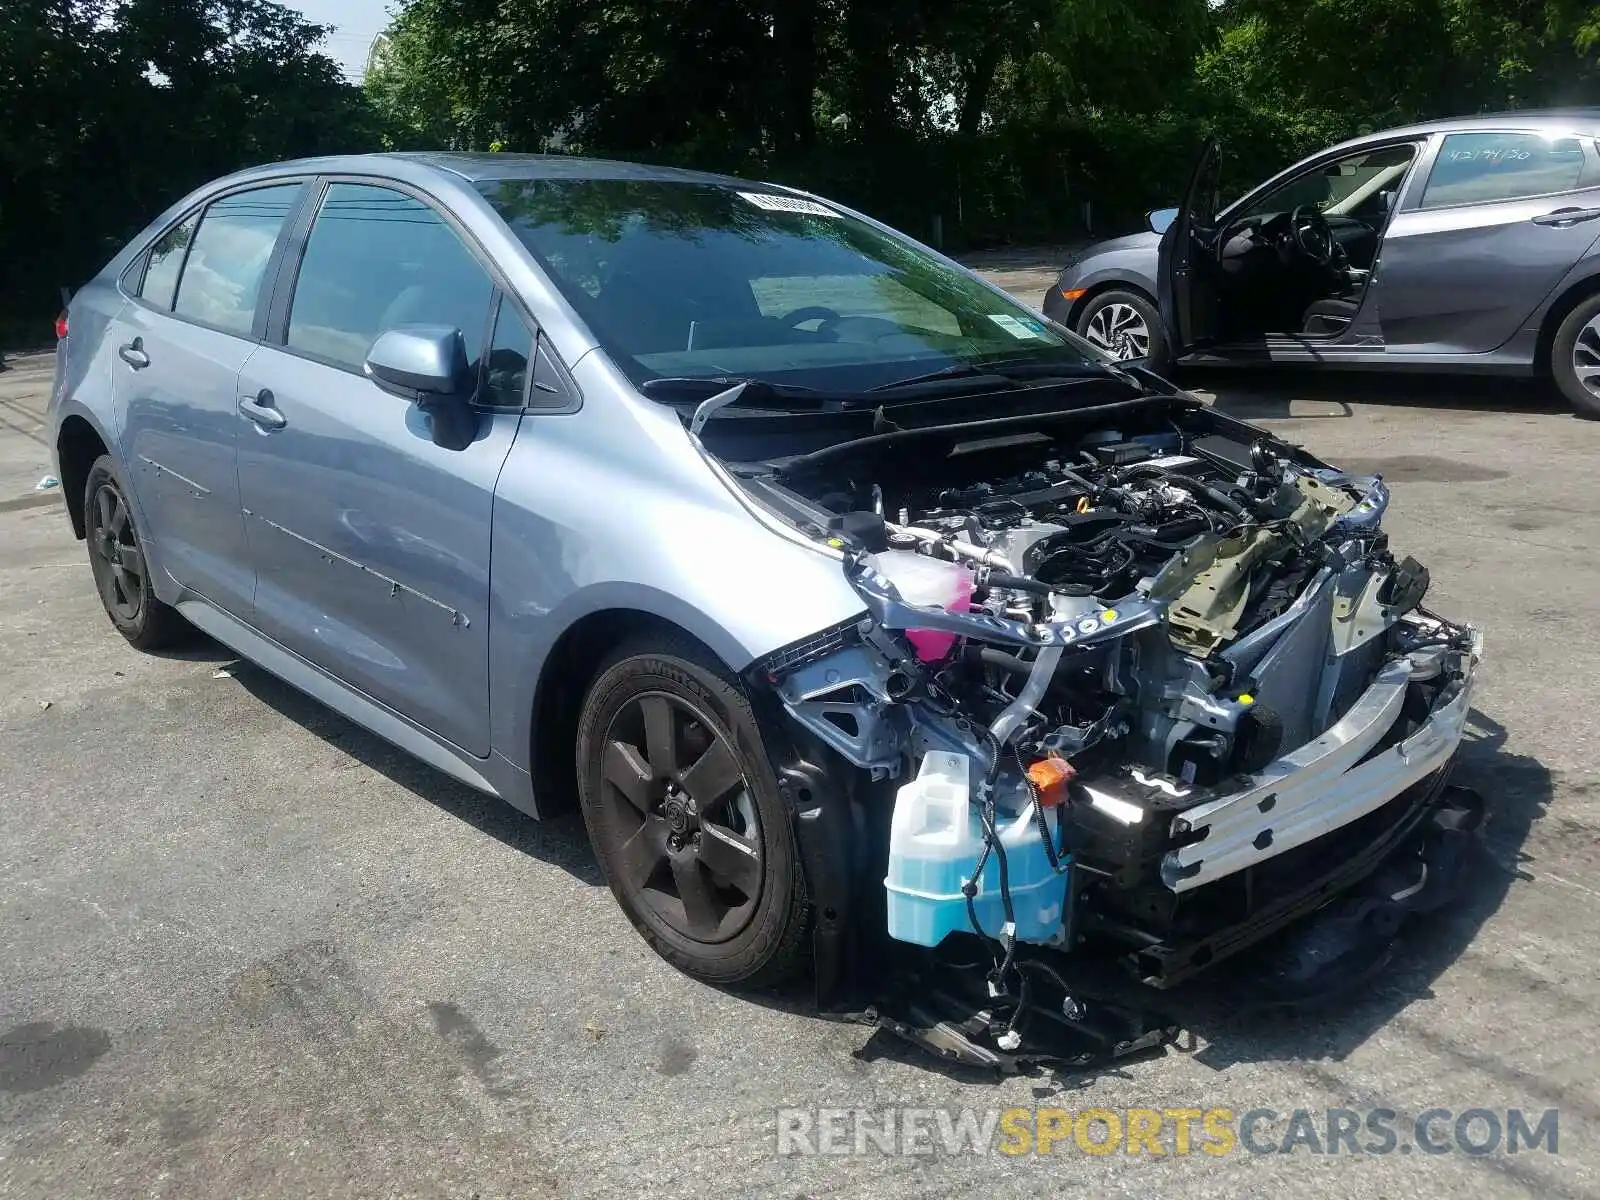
2, 262, 1598, 1198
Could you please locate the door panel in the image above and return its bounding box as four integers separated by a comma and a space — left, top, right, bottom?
237, 180, 519, 756
117, 306, 259, 612
1378, 131, 1600, 353
115, 184, 304, 614
1380, 187, 1600, 353
236, 350, 518, 755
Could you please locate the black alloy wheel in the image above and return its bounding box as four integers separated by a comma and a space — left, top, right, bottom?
600, 689, 763, 943
83, 455, 186, 650
89, 479, 144, 624
576, 639, 810, 985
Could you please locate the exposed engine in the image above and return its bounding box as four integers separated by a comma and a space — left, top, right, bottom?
829, 428, 1385, 647
763, 417, 1416, 788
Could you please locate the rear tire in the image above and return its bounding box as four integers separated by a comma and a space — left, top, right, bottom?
1075, 288, 1171, 372
1552, 292, 1600, 419
575, 636, 811, 987
83, 455, 187, 651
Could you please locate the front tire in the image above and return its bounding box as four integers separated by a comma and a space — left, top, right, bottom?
575, 636, 811, 986
1551, 292, 1600, 418
1075, 288, 1171, 372
83, 455, 187, 651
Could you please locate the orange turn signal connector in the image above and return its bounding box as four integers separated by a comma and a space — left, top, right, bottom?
1025, 756, 1077, 807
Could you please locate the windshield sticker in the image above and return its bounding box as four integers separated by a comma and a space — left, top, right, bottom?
738, 191, 841, 218
987, 313, 1044, 339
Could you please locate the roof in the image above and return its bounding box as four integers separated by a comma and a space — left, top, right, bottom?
238, 151, 761, 189
1329, 108, 1600, 150
392, 151, 758, 187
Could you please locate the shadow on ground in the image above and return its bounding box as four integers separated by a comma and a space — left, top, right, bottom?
223, 654, 602, 887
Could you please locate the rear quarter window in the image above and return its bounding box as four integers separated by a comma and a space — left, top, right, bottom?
136, 217, 198, 310
1421, 132, 1588, 208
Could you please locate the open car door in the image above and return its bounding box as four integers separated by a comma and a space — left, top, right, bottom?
1158, 140, 1222, 357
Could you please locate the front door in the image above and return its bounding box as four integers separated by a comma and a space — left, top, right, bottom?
237, 181, 533, 756
1379, 130, 1600, 354
113, 183, 305, 616
1158, 140, 1222, 357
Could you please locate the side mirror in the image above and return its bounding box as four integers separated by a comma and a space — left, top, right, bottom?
1147, 207, 1179, 235
365, 325, 476, 450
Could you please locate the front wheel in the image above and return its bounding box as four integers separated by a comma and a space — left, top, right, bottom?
1551, 292, 1600, 419
575, 637, 811, 986
1075, 288, 1171, 372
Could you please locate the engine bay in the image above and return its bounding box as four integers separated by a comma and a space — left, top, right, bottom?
714, 389, 1479, 1066
810, 421, 1385, 657
730, 391, 1469, 882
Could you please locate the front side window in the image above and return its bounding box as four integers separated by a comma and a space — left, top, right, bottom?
477, 178, 1092, 392
1241, 145, 1417, 221
172, 185, 302, 334
287, 183, 495, 373
1422, 132, 1587, 208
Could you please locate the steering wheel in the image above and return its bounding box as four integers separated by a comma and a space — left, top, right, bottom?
780, 305, 841, 329
1289, 205, 1336, 266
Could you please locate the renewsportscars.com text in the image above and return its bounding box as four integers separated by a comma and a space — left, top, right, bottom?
775, 1106, 1559, 1158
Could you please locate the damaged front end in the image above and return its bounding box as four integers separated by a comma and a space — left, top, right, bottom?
732, 395, 1481, 1070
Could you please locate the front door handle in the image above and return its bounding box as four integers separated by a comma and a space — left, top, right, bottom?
1532, 206, 1600, 227
237, 390, 286, 431
117, 338, 149, 369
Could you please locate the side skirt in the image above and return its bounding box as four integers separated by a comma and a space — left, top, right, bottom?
1179, 345, 1536, 374
176, 597, 506, 799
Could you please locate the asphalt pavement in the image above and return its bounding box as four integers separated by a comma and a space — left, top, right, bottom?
3, 266, 1599, 1199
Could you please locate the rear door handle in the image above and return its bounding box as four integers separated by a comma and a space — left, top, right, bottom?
117, 338, 149, 369
237, 389, 286, 431
1532, 207, 1600, 227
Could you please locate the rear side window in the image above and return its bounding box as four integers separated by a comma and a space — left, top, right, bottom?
171, 185, 302, 335
138, 217, 198, 310
286, 183, 495, 373
1422, 132, 1588, 208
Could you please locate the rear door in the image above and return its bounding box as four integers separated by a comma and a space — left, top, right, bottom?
1158, 141, 1222, 357
236, 180, 528, 756
112, 182, 307, 616
1377, 129, 1600, 354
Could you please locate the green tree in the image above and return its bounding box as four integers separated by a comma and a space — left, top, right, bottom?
0, 0, 382, 333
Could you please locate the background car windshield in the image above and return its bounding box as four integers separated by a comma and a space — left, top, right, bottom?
477, 178, 1089, 391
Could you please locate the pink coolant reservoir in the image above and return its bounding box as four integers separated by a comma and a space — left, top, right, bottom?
866, 550, 976, 662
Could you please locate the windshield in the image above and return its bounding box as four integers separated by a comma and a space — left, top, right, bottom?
476, 177, 1097, 393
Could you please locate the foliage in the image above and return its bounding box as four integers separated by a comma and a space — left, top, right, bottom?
363, 0, 1599, 246
0, 0, 379, 333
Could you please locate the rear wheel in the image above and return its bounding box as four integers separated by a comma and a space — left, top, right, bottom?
83, 455, 187, 650
1552, 292, 1600, 419
1075, 288, 1171, 371
575, 637, 810, 986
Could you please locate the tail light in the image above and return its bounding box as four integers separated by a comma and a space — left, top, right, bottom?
54, 312, 69, 340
